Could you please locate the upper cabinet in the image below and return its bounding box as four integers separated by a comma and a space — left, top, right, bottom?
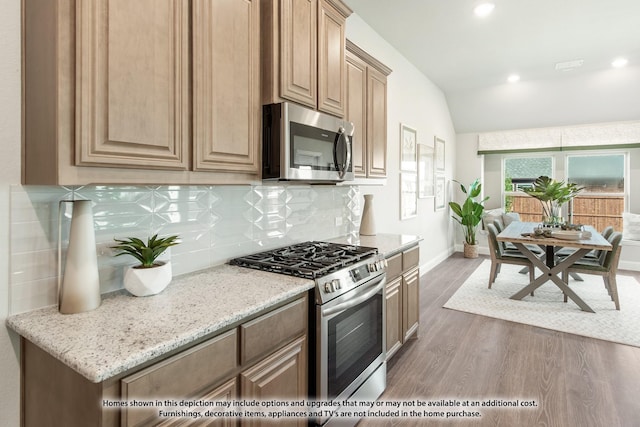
345, 40, 392, 178
261, 0, 352, 117
22, 0, 260, 185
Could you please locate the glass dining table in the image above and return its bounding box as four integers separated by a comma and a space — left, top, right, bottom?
496, 221, 612, 313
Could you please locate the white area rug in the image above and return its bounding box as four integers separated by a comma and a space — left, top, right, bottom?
443, 260, 640, 347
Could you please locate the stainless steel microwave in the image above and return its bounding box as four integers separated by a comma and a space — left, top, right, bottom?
262, 102, 354, 182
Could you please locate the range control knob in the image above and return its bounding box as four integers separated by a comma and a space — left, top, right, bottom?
332, 279, 341, 290
324, 282, 333, 293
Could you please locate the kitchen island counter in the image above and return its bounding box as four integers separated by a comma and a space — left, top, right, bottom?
6, 264, 314, 383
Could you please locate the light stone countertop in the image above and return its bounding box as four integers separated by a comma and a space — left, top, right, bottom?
6, 234, 420, 385
329, 233, 422, 258
6, 264, 314, 383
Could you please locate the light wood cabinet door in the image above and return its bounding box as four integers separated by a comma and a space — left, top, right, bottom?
280, 0, 317, 109
402, 267, 420, 342
121, 330, 238, 427
345, 50, 367, 177
193, 0, 261, 173
385, 276, 403, 360
75, 0, 190, 170
156, 378, 238, 427
366, 66, 388, 177
317, 0, 346, 117
240, 336, 307, 427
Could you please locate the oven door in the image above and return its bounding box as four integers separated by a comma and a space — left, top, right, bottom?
317, 275, 386, 402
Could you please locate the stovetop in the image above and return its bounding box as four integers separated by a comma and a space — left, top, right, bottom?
229, 241, 378, 279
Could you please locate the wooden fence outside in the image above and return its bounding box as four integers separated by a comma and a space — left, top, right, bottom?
509, 194, 624, 232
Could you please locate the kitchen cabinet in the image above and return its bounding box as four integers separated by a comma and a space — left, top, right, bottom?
22, 0, 260, 185
20, 295, 308, 427
384, 244, 420, 360
240, 337, 307, 427
345, 40, 392, 178
261, 0, 352, 117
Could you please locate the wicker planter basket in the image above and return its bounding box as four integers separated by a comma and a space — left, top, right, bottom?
463, 242, 479, 258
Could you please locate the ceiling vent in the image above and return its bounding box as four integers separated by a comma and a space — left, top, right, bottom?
555, 59, 585, 71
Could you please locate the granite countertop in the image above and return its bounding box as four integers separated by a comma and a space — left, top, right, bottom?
6, 234, 420, 385
6, 264, 314, 383
329, 233, 422, 257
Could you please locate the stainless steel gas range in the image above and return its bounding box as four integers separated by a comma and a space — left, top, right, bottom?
230, 241, 387, 426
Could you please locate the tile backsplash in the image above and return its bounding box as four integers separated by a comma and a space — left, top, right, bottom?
9, 184, 362, 314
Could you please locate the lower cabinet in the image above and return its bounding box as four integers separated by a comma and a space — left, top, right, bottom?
385, 245, 420, 360
20, 295, 308, 427
240, 337, 307, 427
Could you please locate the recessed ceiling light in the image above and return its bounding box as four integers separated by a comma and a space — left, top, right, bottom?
612, 57, 628, 68
474, 2, 495, 18
507, 74, 520, 83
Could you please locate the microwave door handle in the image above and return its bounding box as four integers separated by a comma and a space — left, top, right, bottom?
334, 127, 349, 179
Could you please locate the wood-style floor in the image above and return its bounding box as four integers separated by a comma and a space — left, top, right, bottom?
360, 253, 640, 427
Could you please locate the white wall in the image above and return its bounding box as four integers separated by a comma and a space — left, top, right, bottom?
346, 14, 458, 270
1, 0, 22, 424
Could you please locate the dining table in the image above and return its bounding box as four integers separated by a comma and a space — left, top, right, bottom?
496, 221, 612, 313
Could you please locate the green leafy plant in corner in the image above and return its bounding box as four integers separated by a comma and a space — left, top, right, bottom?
448, 179, 489, 246
111, 234, 180, 268
522, 176, 583, 224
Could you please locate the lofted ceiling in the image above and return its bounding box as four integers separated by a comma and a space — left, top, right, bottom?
345, 0, 640, 132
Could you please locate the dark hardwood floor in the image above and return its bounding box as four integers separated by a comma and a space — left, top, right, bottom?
360, 253, 640, 427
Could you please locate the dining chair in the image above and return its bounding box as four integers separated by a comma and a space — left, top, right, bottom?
486, 224, 535, 292
561, 231, 623, 310
493, 219, 544, 256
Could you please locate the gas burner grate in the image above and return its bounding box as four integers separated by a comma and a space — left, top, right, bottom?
229, 241, 378, 279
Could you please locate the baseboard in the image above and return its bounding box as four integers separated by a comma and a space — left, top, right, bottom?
419, 246, 456, 275
453, 244, 489, 256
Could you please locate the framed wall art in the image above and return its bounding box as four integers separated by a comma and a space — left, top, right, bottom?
434, 136, 445, 171
400, 172, 418, 220
434, 174, 446, 211
400, 124, 417, 171
417, 144, 435, 198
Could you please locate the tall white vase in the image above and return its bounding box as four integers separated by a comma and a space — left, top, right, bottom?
58, 200, 101, 314
359, 194, 376, 236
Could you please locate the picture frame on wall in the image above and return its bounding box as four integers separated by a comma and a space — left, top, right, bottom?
435, 174, 446, 211
400, 172, 418, 220
417, 144, 435, 198
434, 136, 445, 171
400, 124, 417, 171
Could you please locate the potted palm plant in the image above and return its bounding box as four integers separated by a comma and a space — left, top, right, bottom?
112, 234, 180, 296
449, 179, 489, 258
523, 176, 583, 226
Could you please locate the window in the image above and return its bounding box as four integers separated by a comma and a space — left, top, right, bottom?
503, 156, 553, 219
567, 154, 625, 193
567, 153, 626, 230
504, 156, 553, 191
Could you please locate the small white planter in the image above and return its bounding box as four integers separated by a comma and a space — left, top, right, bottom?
123, 261, 172, 297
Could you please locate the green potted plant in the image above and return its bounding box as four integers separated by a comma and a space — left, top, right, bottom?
523, 176, 583, 226
112, 234, 180, 296
449, 179, 489, 258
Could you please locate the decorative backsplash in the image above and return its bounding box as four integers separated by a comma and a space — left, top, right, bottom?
9, 184, 361, 314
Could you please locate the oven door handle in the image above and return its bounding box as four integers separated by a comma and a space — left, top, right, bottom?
322, 276, 386, 317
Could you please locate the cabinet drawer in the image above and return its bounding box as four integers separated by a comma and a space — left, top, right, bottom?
402, 245, 419, 270
121, 329, 238, 427
386, 252, 403, 281
240, 296, 307, 365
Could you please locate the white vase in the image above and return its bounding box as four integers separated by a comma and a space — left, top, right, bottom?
359, 194, 376, 236
58, 200, 101, 314
124, 261, 172, 297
